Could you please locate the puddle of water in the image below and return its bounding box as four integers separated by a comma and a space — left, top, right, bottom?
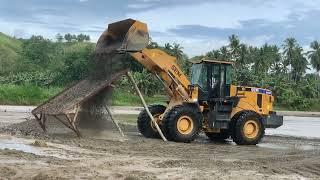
258, 142, 320, 151
266, 116, 320, 138
257, 143, 290, 150
0, 135, 103, 160
294, 144, 319, 151
0, 135, 41, 154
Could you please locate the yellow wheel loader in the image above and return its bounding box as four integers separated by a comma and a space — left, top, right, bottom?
94, 18, 283, 145
33, 19, 282, 144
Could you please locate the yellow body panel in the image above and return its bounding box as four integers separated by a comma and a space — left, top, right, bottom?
230, 85, 273, 118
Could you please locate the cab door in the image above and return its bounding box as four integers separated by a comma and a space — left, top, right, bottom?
207, 63, 232, 99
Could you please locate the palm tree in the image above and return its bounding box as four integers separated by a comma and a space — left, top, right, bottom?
237, 44, 248, 67
308, 41, 320, 75
55, 33, 63, 42
164, 43, 172, 51
269, 45, 283, 74
64, 33, 73, 43
205, 50, 220, 59
307, 41, 320, 97
172, 43, 184, 64
282, 37, 308, 81
282, 38, 297, 71
292, 46, 308, 82
228, 34, 240, 61
220, 46, 230, 60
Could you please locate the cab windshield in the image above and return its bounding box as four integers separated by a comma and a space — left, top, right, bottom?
191, 62, 233, 96
191, 63, 207, 89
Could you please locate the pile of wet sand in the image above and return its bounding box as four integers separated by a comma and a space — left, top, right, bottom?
0, 113, 137, 141
0, 118, 48, 138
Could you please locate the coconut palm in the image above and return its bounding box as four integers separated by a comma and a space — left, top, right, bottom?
172, 43, 184, 64
228, 34, 240, 61
205, 50, 220, 60
282, 38, 308, 81
164, 43, 172, 51
282, 38, 297, 69
237, 44, 248, 67
308, 41, 320, 75
220, 46, 230, 61
292, 46, 308, 82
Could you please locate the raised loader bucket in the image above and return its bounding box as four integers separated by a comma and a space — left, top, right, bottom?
95, 18, 149, 54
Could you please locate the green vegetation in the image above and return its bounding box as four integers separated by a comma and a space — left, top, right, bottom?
111, 89, 168, 106
0, 32, 21, 75
0, 84, 62, 105
0, 84, 166, 106
0, 32, 319, 111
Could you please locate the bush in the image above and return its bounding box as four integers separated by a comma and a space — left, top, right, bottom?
54, 43, 94, 85
276, 79, 318, 110
0, 71, 58, 86
0, 84, 62, 105
117, 70, 163, 96
111, 88, 167, 106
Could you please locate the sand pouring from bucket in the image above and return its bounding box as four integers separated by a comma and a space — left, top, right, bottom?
32, 19, 150, 138
95, 19, 149, 54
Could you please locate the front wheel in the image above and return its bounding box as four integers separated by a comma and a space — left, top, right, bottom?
232, 111, 265, 145
163, 105, 201, 143
137, 105, 166, 138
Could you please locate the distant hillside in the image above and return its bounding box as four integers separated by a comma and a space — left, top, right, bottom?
0, 32, 21, 75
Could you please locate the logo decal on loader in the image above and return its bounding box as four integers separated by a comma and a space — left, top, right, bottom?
171, 65, 182, 77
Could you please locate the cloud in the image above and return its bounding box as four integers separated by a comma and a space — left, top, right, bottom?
168, 9, 320, 48
1, 0, 320, 56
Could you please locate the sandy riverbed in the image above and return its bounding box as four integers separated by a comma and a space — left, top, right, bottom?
0, 113, 319, 180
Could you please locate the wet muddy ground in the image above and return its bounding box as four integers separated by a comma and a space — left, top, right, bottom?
0, 112, 320, 179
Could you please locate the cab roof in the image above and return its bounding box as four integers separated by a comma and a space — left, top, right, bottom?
192, 59, 234, 65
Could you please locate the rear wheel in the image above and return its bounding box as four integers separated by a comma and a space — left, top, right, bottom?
137, 105, 166, 138
163, 105, 201, 143
205, 130, 230, 141
232, 111, 265, 145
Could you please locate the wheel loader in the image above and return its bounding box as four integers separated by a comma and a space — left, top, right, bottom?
93, 18, 283, 145
33, 18, 283, 145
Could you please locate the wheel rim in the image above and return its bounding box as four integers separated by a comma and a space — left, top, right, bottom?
243, 120, 259, 139
177, 116, 194, 135
150, 113, 161, 131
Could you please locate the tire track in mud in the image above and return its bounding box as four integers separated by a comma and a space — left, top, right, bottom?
276, 161, 320, 178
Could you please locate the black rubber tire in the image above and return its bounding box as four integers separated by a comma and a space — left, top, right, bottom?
232, 111, 265, 145
163, 105, 201, 143
137, 105, 166, 138
205, 129, 230, 141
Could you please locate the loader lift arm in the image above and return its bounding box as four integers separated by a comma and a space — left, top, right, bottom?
131, 49, 191, 101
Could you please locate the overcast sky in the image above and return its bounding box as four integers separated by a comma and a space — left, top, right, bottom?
1, 0, 320, 57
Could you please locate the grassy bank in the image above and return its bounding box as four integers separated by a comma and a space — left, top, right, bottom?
111, 89, 168, 106
0, 84, 168, 106
274, 102, 320, 112
0, 84, 62, 105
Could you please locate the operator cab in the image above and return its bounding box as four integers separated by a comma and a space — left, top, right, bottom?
191, 60, 233, 101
